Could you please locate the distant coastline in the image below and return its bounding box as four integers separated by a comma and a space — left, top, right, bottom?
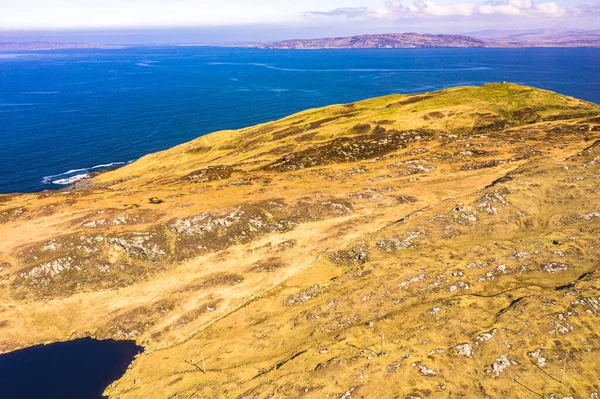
0, 41, 125, 51
3, 30, 600, 52
254, 32, 600, 50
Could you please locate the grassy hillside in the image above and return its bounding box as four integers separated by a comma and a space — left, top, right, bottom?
1, 83, 599, 398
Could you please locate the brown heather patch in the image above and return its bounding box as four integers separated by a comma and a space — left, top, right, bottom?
185, 145, 211, 155
270, 126, 305, 141
423, 111, 444, 120
0, 195, 17, 204
173, 298, 223, 329
254, 144, 296, 158
277, 239, 297, 251
217, 176, 272, 189
166, 377, 184, 387
248, 257, 285, 273
473, 113, 510, 132
302, 113, 359, 130
395, 195, 419, 204
97, 299, 178, 340
0, 207, 26, 224
460, 160, 502, 171
243, 111, 358, 144
372, 125, 386, 135
540, 110, 598, 122
264, 128, 434, 172
290, 199, 353, 222
387, 94, 434, 108
181, 165, 237, 184
294, 132, 318, 142
329, 245, 370, 266
350, 123, 371, 134
178, 272, 245, 292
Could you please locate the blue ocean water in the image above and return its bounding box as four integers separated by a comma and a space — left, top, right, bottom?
1, 47, 599, 194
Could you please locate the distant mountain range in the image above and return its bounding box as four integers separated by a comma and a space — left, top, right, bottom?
258, 31, 600, 49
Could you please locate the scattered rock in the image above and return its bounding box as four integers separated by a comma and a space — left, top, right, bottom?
452, 204, 478, 224
418, 365, 438, 377
490, 354, 514, 376
455, 343, 473, 357
542, 263, 568, 273
528, 348, 546, 367
476, 329, 497, 343
284, 285, 320, 306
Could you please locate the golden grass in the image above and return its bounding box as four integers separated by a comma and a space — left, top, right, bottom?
0, 83, 599, 398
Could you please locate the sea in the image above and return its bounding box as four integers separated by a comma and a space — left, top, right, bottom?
1, 46, 599, 194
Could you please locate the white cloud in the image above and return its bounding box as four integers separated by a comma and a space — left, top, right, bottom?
479, 4, 522, 15
417, 2, 478, 16
308, 0, 573, 20
508, 0, 533, 9
536, 2, 568, 16
305, 7, 371, 18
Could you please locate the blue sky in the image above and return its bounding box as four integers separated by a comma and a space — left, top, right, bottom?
0, 0, 598, 42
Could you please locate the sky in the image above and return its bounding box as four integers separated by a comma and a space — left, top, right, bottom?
0, 0, 599, 43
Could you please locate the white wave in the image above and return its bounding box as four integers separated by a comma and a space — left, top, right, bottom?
135, 60, 158, 68
75, 60, 114, 64
44, 167, 90, 179
91, 161, 128, 169
52, 174, 89, 185
42, 160, 134, 185
22, 91, 60, 95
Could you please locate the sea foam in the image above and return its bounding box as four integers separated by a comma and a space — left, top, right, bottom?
42, 161, 133, 186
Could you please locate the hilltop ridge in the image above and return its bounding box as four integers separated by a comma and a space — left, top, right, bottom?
1, 84, 600, 398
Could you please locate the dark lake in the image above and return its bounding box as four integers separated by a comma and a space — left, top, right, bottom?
0, 338, 143, 399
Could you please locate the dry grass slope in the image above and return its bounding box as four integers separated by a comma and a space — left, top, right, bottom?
0, 83, 599, 398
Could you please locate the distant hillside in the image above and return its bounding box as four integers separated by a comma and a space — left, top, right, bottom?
258, 31, 600, 49
260, 33, 487, 49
